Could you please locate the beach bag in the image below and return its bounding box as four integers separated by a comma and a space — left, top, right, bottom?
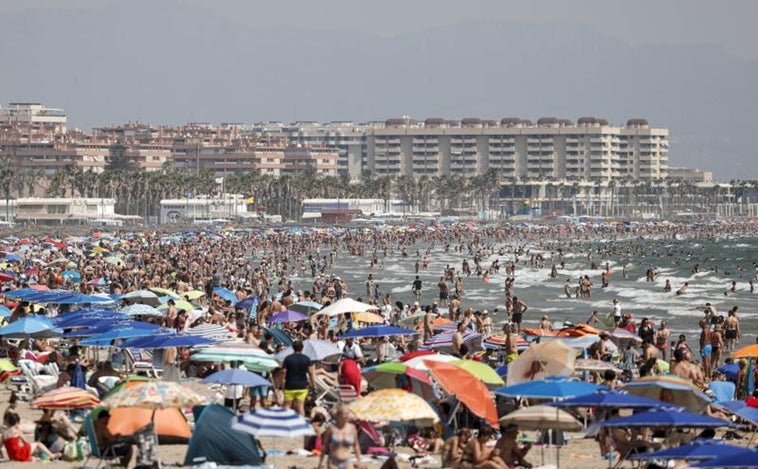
62, 438, 87, 461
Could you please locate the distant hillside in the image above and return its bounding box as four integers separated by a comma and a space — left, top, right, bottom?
0, 0, 755, 179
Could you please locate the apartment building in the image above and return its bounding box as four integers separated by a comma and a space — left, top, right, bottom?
366, 116, 668, 181
0, 103, 67, 133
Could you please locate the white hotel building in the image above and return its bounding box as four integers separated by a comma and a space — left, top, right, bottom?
259, 117, 668, 182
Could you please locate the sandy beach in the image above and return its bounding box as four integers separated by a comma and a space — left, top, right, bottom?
0, 375, 652, 469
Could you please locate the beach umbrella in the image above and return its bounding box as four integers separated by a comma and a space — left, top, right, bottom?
181, 290, 205, 301
717, 363, 740, 381
346, 388, 440, 424
450, 359, 504, 387
186, 323, 235, 342
730, 344, 758, 359
212, 287, 238, 305
631, 439, 752, 461
104, 381, 206, 410
403, 353, 457, 371
362, 362, 436, 401
692, 449, 758, 468
573, 358, 622, 372
340, 325, 417, 338
0, 315, 62, 338
235, 296, 259, 311
268, 310, 308, 324
499, 405, 581, 431
275, 339, 342, 362
0, 305, 11, 318
499, 404, 581, 467
104, 256, 123, 265
121, 304, 163, 317
0, 272, 14, 283
398, 312, 428, 328
32, 386, 100, 410
80, 326, 164, 346
506, 340, 576, 385
421, 329, 482, 354
61, 270, 82, 283
121, 334, 216, 349
120, 289, 162, 306
494, 375, 607, 399
148, 287, 180, 299
103, 380, 206, 461
398, 350, 437, 362
601, 408, 733, 429
191, 345, 279, 373
316, 298, 379, 317
718, 400, 758, 426
3, 253, 22, 263
288, 301, 322, 314
550, 389, 674, 410
157, 300, 197, 313
231, 406, 314, 438
624, 375, 712, 412
424, 359, 498, 427
353, 311, 385, 324
203, 368, 271, 388
561, 335, 601, 350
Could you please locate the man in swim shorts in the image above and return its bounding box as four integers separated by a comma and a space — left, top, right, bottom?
282, 340, 316, 416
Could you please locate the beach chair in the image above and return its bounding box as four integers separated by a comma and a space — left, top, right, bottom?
11, 359, 57, 400
312, 372, 341, 407
82, 413, 124, 469
338, 384, 359, 404
123, 348, 162, 378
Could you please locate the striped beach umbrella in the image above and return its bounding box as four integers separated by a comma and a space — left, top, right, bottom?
186, 323, 235, 341
121, 303, 162, 317
231, 406, 314, 439
32, 386, 100, 410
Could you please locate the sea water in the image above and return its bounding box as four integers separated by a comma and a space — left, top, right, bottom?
285, 233, 758, 343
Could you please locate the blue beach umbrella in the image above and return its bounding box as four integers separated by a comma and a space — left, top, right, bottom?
61, 270, 82, 283
340, 325, 418, 338
550, 389, 675, 410
3, 253, 22, 263
718, 400, 758, 425
80, 325, 164, 346
631, 439, 752, 461
601, 408, 734, 429
0, 305, 11, 318
212, 287, 238, 305
494, 375, 608, 399
120, 334, 216, 349
0, 315, 62, 338
692, 449, 758, 468
203, 368, 271, 388
235, 296, 258, 310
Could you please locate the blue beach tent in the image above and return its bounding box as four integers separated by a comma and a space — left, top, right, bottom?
184, 404, 264, 466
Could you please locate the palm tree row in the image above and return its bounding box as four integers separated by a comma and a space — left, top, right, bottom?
1, 162, 756, 220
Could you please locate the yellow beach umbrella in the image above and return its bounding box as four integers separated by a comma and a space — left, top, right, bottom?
182, 290, 206, 300
346, 389, 439, 424
354, 311, 384, 324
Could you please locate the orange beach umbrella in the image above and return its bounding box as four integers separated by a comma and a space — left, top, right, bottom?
424, 359, 498, 427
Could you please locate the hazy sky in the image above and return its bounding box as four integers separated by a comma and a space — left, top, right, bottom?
1, 0, 756, 179
4, 0, 756, 60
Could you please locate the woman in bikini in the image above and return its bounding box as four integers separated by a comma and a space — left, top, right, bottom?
455, 426, 507, 469
318, 406, 362, 469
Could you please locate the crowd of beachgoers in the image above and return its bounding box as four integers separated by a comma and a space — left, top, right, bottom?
0, 219, 754, 467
